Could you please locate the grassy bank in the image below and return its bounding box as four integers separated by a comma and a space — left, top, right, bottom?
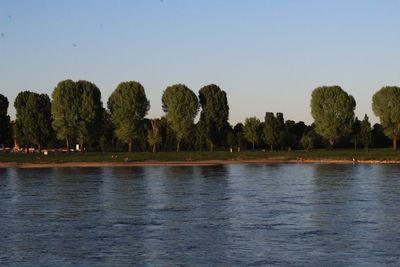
0, 148, 399, 164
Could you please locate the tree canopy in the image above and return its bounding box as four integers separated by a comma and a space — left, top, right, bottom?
147, 119, 162, 153
14, 91, 52, 152
0, 94, 11, 149
310, 86, 356, 147
360, 114, 372, 150
198, 84, 229, 151
162, 84, 199, 152
372, 86, 400, 150
76, 80, 104, 151
264, 112, 284, 151
108, 81, 150, 152
243, 117, 260, 151
52, 80, 104, 152
51, 80, 78, 152
4, 80, 400, 152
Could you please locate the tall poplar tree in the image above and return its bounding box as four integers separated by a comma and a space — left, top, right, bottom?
264, 112, 284, 151
198, 84, 229, 151
360, 114, 372, 150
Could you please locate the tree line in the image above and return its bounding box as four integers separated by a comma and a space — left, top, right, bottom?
0, 81, 398, 152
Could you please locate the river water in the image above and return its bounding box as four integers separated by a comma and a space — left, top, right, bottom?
0, 164, 400, 266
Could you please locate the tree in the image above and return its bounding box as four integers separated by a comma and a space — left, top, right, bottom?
52, 80, 104, 153
371, 123, 391, 148
350, 117, 361, 150
0, 94, 12, 150
159, 116, 176, 151
300, 133, 314, 151
233, 123, 245, 151
243, 117, 260, 151
14, 91, 52, 153
147, 119, 162, 152
285, 120, 306, 150
76, 80, 104, 152
372, 86, 400, 150
360, 114, 372, 151
108, 81, 150, 152
264, 112, 283, 151
194, 119, 207, 151
310, 86, 356, 148
198, 84, 229, 151
162, 84, 199, 152
52, 80, 78, 152
98, 110, 115, 152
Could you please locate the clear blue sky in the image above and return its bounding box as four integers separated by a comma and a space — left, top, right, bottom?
1, 0, 399, 124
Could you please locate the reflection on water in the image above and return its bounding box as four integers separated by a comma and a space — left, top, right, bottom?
1, 164, 400, 266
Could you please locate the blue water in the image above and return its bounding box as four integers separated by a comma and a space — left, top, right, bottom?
1, 164, 400, 266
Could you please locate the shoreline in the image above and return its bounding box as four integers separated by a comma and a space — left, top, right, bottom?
1, 158, 400, 168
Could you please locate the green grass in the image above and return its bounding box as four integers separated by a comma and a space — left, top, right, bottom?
0, 148, 399, 164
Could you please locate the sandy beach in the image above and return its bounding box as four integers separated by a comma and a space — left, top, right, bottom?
0, 158, 399, 169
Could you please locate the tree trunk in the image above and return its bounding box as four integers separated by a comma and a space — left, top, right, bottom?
128, 138, 132, 152
152, 144, 156, 153
252, 141, 255, 151
393, 138, 397, 150
66, 138, 70, 154
177, 140, 181, 152
38, 144, 41, 154
80, 141, 84, 153
210, 142, 214, 152
270, 144, 273, 152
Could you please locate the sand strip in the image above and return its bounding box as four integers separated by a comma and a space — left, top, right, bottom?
0, 158, 399, 168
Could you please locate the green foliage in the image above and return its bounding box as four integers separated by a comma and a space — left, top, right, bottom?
76, 80, 104, 150
243, 117, 261, 150
264, 112, 284, 151
147, 119, 162, 152
372, 86, 400, 149
350, 117, 361, 149
162, 84, 199, 152
194, 119, 207, 151
14, 91, 52, 151
360, 114, 372, 150
284, 120, 306, 150
233, 123, 246, 150
52, 80, 78, 150
98, 110, 115, 152
52, 80, 104, 151
198, 84, 229, 151
310, 86, 356, 147
108, 81, 150, 152
300, 134, 314, 151
0, 94, 12, 148
371, 123, 391, 148
159, 117, 177, 151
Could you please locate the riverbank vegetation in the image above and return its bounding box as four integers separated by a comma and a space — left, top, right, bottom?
0, 80, 399, 155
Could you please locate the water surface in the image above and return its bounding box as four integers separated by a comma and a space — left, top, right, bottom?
1, 164, 400, 266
